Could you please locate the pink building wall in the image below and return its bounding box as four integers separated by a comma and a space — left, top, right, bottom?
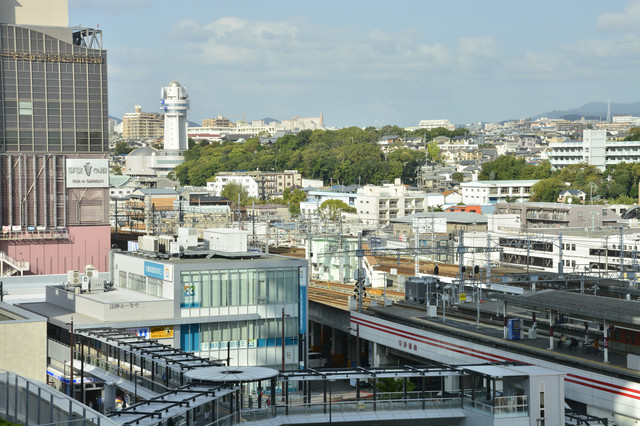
1, 226, 110, 275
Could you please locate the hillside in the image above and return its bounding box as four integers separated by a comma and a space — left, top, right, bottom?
533, 102, 640, 120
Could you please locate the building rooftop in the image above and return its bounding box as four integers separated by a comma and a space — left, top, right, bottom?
462, 180, 540, 186
493, 289, 640, 326
391, 211, 488, 225
0, 302, 47, 323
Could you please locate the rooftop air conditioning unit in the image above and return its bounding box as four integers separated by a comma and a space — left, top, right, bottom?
68, 270, 80, 285
81, 275, 90, 292
84, 265, 96, 278
169, 242, 181, 254
139, 235, 159, 252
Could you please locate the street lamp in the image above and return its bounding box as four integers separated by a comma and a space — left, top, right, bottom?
67, 317, 74, 398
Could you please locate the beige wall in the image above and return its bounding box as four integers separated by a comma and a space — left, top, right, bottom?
0, 0, 69, 26
0, 320, 47, 382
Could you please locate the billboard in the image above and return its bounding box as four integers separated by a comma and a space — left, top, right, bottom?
150, 326, 174, 339
66, 158, 109, 188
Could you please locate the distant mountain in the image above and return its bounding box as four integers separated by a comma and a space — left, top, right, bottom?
187, 120, 200, 127
109, 115, 122, 124
534, 102, 640, 120
260, 117, 280, 124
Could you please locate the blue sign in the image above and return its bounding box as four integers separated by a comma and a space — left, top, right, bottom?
299, 267, 308, 335
144, 261, 165, 280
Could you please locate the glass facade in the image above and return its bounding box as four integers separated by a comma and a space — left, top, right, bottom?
0, 25, 108, 153
118, 271, 163, 297
180, 267, 298, 308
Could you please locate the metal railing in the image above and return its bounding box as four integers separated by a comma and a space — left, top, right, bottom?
463, 393, 528, 417
0, 369, 117, 425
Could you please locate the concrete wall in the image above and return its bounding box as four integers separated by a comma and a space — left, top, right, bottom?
0, 312, 46, 382
0, 0, 68, 26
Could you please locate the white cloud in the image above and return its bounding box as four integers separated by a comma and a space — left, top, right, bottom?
171, 16, 466, 85
596, 1, 640, 32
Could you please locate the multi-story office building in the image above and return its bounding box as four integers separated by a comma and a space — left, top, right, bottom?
122, 105, 164, 141
21, 231, 309, 370
0, 0, 110, 274
547, 129, 640, 171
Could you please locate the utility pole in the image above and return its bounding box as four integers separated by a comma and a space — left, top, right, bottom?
485, 233, 492, 283
458, 229, 466, 277
114, 198, 118, 241
69, 317, 74, 398
355, 232, 365, 312
620, 227, 625, 279
558, 232, 563, 276
414, 220, 420, 276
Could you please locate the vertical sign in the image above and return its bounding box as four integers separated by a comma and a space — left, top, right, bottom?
299, 266, 308, 335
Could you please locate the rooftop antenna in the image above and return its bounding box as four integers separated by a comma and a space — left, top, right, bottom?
607, 99, 611, 123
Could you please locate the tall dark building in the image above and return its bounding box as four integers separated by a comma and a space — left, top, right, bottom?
0, 0, 110, 275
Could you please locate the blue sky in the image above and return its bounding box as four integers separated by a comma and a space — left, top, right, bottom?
69, 0, 640, 128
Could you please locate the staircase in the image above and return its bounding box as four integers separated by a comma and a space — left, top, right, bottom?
0, 252, 30, 276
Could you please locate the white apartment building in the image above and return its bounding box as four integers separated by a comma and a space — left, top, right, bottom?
206, 174, 259, 198
547, 129, 640, 171
461, 180, 539, 205
300, 190, 357, 218
187, 115, 327, 142
612, 115, 640, 126
418, 119, 456, 130
356, 179, 445, 226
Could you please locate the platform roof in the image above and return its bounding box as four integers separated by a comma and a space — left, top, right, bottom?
492, 289, 640, 326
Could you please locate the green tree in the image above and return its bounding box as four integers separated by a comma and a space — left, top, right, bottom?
426, 141, 441, 163
113, 141, 134, 155
283, 188, 307, 215
530, 178, 566, 202
479, 156, 529, 180
319, 199, 356, 221
624, 127, 640, 141
452, 172, 465, 183
111, 165, 123, 175
221, 182, 249, 206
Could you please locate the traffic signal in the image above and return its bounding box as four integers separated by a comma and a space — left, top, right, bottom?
473, 265, 480, 275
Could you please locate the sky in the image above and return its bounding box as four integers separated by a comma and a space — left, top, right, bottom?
68, 0, 640, 128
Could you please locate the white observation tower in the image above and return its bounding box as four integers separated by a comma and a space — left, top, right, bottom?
161, 80, 189, 151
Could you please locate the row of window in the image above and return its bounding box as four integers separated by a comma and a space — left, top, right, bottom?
200, 318, 298, 343
180, 267, 299, 308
